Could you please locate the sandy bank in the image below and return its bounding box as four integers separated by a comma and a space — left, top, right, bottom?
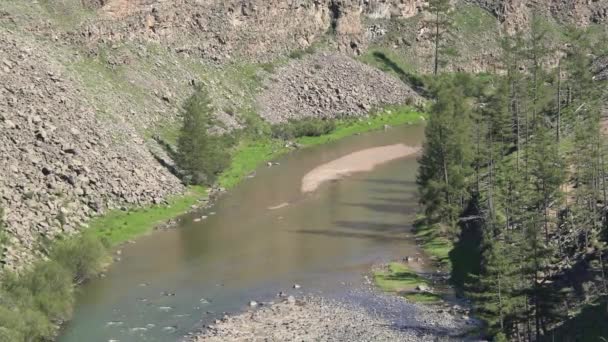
301, 144, 421, 193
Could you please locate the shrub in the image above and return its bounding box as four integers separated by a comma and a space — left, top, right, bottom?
51, 233, 107, 283
0, 233, 108, 341
271, 118, 336, 140
288, 45, 317, 59
176, 89, 233, 185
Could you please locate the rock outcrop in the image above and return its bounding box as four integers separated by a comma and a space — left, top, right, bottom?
470, 0, 608, 33
0, 30, 183, 267
69, 0, 433, 62
258, 53, 420, 123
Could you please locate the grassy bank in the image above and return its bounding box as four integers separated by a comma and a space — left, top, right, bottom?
413, 218, 452, 269
89, 186, 207, 246
373, 262, 441, 303
372, 217, 453, 304
219, 106, 426, 189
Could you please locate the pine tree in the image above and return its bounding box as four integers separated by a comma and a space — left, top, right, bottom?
418, 78, 474, 231
177, 89, 232, 185
427, 0, 457, 75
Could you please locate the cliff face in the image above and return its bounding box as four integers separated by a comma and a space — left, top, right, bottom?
70, 0, 438, 61
469, 0, 608, 32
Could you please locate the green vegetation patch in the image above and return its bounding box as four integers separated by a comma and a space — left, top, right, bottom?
413, 218, 452, 269
373, 262, 442, 304
373, 262, 428, 292
452, 4, 498, 35
218, 138, 288, 189
0, 234, 108, 341
89, 186, 207, 246
404, 292, 443, 303
296, 106, 426, 146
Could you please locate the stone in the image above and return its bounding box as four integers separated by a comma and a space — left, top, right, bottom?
416, 284, 430, 292
249, 301, 258, 307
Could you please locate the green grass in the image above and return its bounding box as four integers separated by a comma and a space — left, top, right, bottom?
219, 106, 426, 189
296, 106, 426, 146
453, 4, 498, 35
413, 218, 453, 269
404, 292, 443, 303
373, 262, 428, 292
89, 186, 207, 246
373, 262, 443, 304
218, 138, 288, 189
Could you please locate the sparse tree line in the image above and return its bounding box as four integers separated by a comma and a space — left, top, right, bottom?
418, 18, 608, 341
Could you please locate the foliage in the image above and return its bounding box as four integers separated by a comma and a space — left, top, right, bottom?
416, 24, 608, 340
417, 74, 475, 230
373, 262, 428, 291
0, 234, 108, 341
288, 45, 317, 59
373, 262, 441, 303
176, 89, 235, 185
90, 186, 207, 246
427, 0, 458, 74
271, 118, 336, 140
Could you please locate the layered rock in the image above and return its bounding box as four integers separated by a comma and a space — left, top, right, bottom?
69, 0, 431, 62
0, 30, 183, 268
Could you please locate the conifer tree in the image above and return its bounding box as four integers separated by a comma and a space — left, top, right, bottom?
428, 0, 456, 75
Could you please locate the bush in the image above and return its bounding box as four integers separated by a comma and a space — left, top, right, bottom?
0, 234, 108, 341
288, 45, 317, 59
51, 233, 107, 284
176, 89, 234, 185
271, 118, 336, 140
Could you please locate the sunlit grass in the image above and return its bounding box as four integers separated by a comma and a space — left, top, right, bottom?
373, 262, 428, 292
219, 106, 426, 189
89, 186, 207, 246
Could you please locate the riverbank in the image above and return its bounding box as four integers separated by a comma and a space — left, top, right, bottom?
192, 292, 474, 341
2, 109, 423, 339
219, 106, 426, 189
94, 106, 426, 246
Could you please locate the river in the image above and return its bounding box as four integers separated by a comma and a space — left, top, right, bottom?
58, 124, 426, 342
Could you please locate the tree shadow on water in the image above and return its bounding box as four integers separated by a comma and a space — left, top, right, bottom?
343, 202, 418, 215
333, 220, 410, 233
290, 229, 409, 242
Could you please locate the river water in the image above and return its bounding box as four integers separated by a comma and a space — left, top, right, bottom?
59, 124, 425, 342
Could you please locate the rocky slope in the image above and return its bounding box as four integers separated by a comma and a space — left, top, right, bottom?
259, 53, 420, 123
0, 29, 183, 267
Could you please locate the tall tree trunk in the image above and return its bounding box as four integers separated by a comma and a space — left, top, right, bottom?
556, 59, 562, 142
434, 9, 440, 75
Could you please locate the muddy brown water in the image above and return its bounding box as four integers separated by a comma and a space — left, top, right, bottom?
58, 124, 426, 342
